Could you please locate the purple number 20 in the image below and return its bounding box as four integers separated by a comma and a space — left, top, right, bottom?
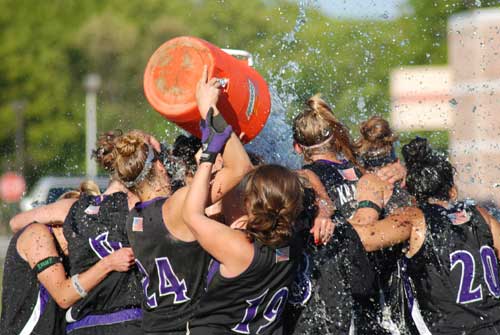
450, 246, 500, 304
232, 287, 289, 334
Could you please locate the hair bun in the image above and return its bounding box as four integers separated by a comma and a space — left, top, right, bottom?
115, 134, 144, 157
360, 117, 394, 144
402, 137, 432, 168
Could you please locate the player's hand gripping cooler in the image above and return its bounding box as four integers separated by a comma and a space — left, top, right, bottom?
144, 36, 271, 143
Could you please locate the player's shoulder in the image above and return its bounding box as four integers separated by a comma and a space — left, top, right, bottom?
21, 223, 52, 238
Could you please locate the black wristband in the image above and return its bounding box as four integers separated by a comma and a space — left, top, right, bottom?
357, 200, 382, 214
33, 256, 62, 275
199, 150, 217, 164
211, 112, 229, 132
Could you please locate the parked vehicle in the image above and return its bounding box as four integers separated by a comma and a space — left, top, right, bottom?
20, 176, 109, 211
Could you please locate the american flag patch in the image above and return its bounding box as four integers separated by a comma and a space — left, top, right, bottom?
339, 168, 359, 181
275, 246, 290, 263
132, 217, 143, 232
448, 209, 470, 225
84, 205, 100, 215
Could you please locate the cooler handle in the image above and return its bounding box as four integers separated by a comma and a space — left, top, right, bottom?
221, 48, 254, 67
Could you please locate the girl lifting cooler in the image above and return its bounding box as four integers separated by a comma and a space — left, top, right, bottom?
112, 66, 253, 334
184, 159, 304, 333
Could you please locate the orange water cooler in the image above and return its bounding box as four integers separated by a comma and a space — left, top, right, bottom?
144, 36, 271, 143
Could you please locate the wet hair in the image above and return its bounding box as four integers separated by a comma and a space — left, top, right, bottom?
247, 151, 266, 166
172, 135, 202, 169
354, 116, 398, 169
57, 180, 101, 200
402, 137, 455, 203
243, 164, 304, 247
112, 131, 152, 190
292, 94, 358, 165
92, 130, 123, 172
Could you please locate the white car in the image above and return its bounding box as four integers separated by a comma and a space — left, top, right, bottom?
20, 176, 110, 211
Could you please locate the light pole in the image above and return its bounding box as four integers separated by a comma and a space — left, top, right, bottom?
11, 100, 26, 174
83, 73, 101, 178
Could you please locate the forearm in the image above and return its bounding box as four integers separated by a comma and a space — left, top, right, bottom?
221, 133, 252, 173
49, 257, 113, 308
184, 163, 213, 225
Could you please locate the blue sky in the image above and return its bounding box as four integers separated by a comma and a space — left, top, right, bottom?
315, 0, 407, 19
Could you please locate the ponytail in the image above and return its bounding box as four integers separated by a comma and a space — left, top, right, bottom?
292, 94, 358, 166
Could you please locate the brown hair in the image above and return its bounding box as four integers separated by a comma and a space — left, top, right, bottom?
112, 131, 150, 190
354, 116, 397, 164
292, 94, 358, 165
92, 130, 122, 172
243, 164, 304, 247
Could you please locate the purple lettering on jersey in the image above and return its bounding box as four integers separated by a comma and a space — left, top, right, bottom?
89, 232, 123, 259
480, 246, 500, 298
257, 287, 289, 334
135, 259, 158, 308
450, 250, 483, 304
232, 289, 268, 334
156, 257, 190, 304
289, 253, 312, 306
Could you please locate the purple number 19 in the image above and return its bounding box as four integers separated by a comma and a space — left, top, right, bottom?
450, 246, 500, 304
232, 287, 289, 334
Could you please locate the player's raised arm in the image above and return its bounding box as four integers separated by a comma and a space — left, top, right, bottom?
196, 65, 253, 205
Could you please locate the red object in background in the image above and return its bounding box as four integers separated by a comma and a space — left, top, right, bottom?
144, 36, 271, 144
0, 172, 26, 203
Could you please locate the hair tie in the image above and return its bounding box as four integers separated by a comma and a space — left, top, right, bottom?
300, 134, 334, 150
123, 144, 155, 188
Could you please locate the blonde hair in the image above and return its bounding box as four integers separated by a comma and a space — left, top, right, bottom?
57, 180, 101, 200
292, 94, 358, 165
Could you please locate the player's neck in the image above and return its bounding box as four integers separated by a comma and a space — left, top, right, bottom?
311, 152, 342, 164
137, 181, 171, 203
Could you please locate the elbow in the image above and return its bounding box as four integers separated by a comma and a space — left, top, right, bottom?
55, 297, 72, 309
237, 160, 253, 177
9, 217, 21, 233
182, 205, 197, 227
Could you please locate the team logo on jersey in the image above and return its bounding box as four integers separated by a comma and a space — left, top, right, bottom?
84, 205, 100, 215
132, 217, 143, 232
448, 209, 470, 225
275, 246, 290, 263
339, 168, 358, 181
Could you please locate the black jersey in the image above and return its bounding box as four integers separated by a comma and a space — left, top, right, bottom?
127, 197, 211, 333
189, 238, 301, 335
368, 183, 414, 335
63, 192, 143, 323
288, 159, 385, 334
405, 202, 500, 334
0, 225, 66, 335
302, 159, 361, 219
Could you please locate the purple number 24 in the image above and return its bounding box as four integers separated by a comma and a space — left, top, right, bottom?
450, 246, 500, 304
135, 257, 190, 309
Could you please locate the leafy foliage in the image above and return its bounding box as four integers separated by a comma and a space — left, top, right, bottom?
0, 0, 498, 184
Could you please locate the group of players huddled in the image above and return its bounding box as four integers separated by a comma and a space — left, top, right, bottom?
2, 66, 500, 335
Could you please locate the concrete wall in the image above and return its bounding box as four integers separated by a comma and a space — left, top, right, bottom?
391, 8, 500, 206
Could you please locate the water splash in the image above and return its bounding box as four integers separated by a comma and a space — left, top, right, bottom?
245, 87, 301, 169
